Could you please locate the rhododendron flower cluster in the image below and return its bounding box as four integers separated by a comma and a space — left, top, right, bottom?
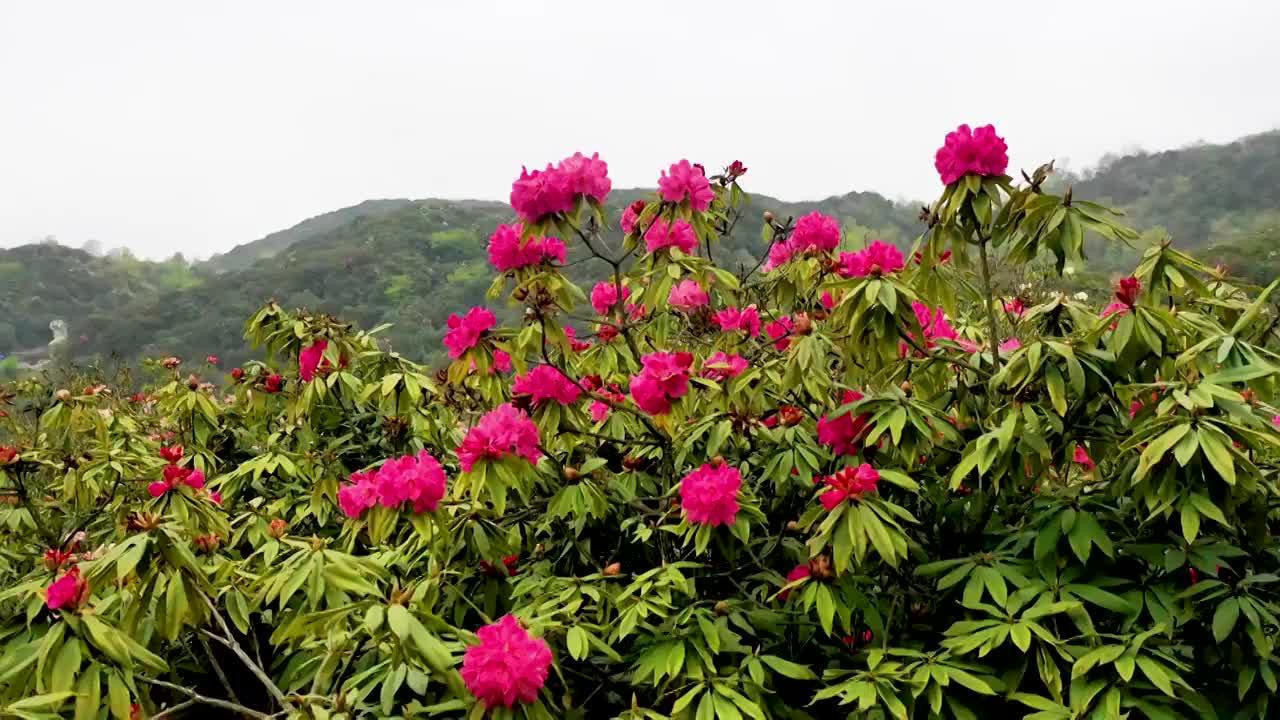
337, 450, 448, 518
590, 281, 631, 316
817, 390, 871, 456
713, 306, 761, 337
299, 339, 329, 382
512, 365, 582, 406
762, 211, 841, 270
262, 373, 285, 393
819, 463, 880, 510
46, 566, 90, 611
461, 615, 553, 709
487, 223, 566, 272
621, 199, 646, 235
456, 404, 542, 472
149, 464, 206, 497
667, 280, 709, 312
679, 463, 742, 526
1004, 298, 1026, 317
630, 352, 694, 415
836, 241, 905, 278
644, 218, 699, 255
902, 301, 959, 356
563, 327, 592, 353
934, 123, 1009, 185
159, 445, 184, 463
444, 307, 497, 359
510, 152, 610, 223
701, 352, 748, 381
657, 159, 715, 211
766, 316, 794, 351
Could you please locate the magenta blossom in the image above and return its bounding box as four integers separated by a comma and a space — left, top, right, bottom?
791, 211, 841, 253
644, 218, 699, 255
512, 365, 582, 406
461, 615, 553, 709
836, 241, 905, 278
338, 470, 380, 518
701, 352, 748, 381
444, 307, 497, 359
766, 316, 794, 351
713, 306, 761, 337
621, 199, 647, 235
456, 404, 542, 472
46, 567, 90, 611
668, 280, 710, 312
299, 340, 329, 383
487, 223, 565, 272
509, 164, 574, 223
934, 123, 1009, 185
658, 160, 715, 211
779, 564, 811, 601
590, 387, 625, 423
816, 390, 871, 456
1073, 446, 1096, 471
590, 280, 632, 316
679, 463, 742, 526
557, 152, 612, 203
819, 464, 879, 510
630, 352, 694, 415
372, 450, 449, 513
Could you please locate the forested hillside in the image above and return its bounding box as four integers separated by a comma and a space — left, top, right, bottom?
3, 130, 1278, 370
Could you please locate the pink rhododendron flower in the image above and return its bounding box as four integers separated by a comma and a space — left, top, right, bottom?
509, 164, 574, 223
159, 445, 183, 463
590, 281, 632, 316
644, 218, 699, 255
679, 463, 742, 526
762, 239, 798, 272
456, 404, 542, 472
901, 302, 959, 356
629, 352, 694, 415
487, 223, 565, 271
1272, 414, 1280, 430
779, 564, 811, 601
713, 306, 761, 337
444, 307, 497, 359
493, 349, 513, 373
621, 199, 646, 235
667, 280, 709, 312
821, 291, 838, 310
46, 567, 89, 611
557, 152, 611, 203
461, 615, 553, 709
299, 340, 329, 382
817, 390, 871, 456
338, 470, 379, 518
998, 338, 1022, 353
512, 365, 582, 406
209, 491, 222, 506
766, 316, 794, 351
1129, 400, 1144, 419
819, 464, 880, 510
149, 465, 205, 497
1073, 446, 1096, 471
658, 160, 715, 211
836, 241, 905, 278
701, 352, 748, 381
1004, 298, 1026, 317
791, 211, 841, 253
934, 123, 1009, 185
373, 450, 448, 513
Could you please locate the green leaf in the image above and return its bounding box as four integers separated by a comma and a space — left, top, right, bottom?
50, 639, 82, 694
760, 655, 817, 680
1045, 365, 1067, 416
387, 604, 410, 641
106, 671, 130, 720
566, 626, 588, 661
1213, 598, 1241, 643
1198, 429, 1236, 485
1136, 657, 1175, 697
1180, 502, 1201, 544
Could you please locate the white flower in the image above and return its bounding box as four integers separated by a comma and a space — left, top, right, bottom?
1073, 292, 1089, 301
1064, 265, 1077, 276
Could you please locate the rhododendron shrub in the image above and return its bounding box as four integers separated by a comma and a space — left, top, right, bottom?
7, 133, 1280, 720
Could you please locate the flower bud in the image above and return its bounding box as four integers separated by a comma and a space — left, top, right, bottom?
763, 211, 775, 224
562, 466, 581, 482
792, 313, 813, 336
714, 600, 730, 615
900, 380, 912, 396
56, 389, 71, 402
603, 562, 621, 576
785, 520, 799, 532
267, 518, 288, 539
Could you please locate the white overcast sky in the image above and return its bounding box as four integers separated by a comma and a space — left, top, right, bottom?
2, 1, 1278, 259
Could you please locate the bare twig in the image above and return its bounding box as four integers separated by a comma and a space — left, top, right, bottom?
199, 634, 243, 707
196, 589, 290, 708
135, 676, 271, 720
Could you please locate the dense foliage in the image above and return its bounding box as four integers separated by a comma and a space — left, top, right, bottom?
4, 129, 1280, 720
